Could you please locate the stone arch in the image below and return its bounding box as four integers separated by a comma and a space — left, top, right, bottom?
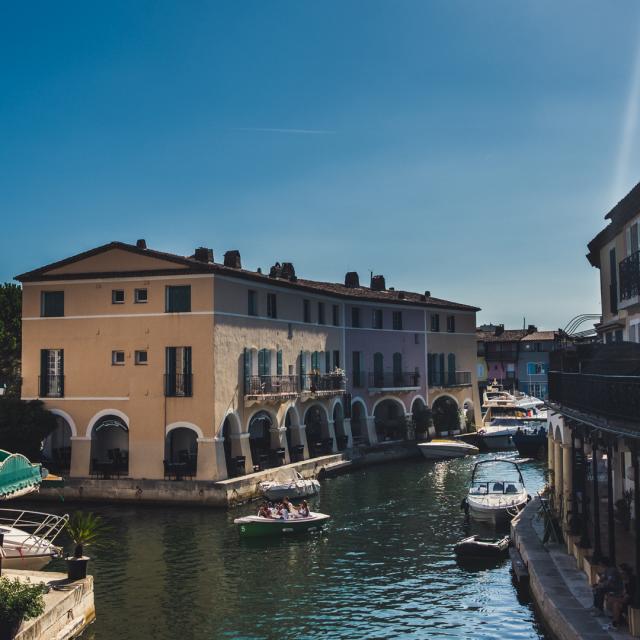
166, 421, 204, 439
411, 395, 430, 440
373, 397, 407, 442
247, 410, 276, 468
221, 412, 244, 477
43, 411, 75, 472
49, 409, 77, 437
284, 404, 305, 461
333, 401, 347, 451
89, 412, 129, 476
410, 395, 427, 414
350, 397, 368, 444
431, 395, 460, 435
304, 403, 330, 457
86, 408, 130, 438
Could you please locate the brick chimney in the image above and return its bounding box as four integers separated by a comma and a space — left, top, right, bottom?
194, 247, 213, 263
345, 272, 360, 288
370, 274, 386, 291
223, 250, 241, 269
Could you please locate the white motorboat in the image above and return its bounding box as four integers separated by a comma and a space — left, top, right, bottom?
259, 469, 320, 501
418, 439, 479, 460
0, 508, 68, 570
463, 459, 528, 524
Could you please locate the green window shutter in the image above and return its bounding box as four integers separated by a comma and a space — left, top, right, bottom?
277, 350, 283, 375
165, 348, 177, 396
325, 351, 331, 372
40, 349, 48, 396
393, 353, 402, 376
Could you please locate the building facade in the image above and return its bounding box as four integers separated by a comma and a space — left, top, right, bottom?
516, 330, 558, 400
18, 241, 481, 483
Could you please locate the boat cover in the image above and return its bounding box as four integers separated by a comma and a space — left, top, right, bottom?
0, 450, 43, 500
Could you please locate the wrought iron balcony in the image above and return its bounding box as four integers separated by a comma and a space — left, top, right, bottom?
245, 375, 298, 397
428, 371, 472, 387
368, 371, 420, 389
619, 250, 640, 302
38, 374, 64, 398
301, 373, 346, 395
164, 373, 193, 397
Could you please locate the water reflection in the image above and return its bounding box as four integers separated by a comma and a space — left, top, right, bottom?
34, 452, 549, 639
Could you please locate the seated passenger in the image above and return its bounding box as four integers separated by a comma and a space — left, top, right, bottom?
258, 503, 272, 518
492, 482, 504, 492
276, 503, 289, 520
298, 500, 310, 518
505, 484, 518, 494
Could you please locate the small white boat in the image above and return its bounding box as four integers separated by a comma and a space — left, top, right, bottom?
463, 459, 528, 524
0, 509, 68, 570
234, 511, 330, 537
259, 469, 320, 501
418, 439, 479, 460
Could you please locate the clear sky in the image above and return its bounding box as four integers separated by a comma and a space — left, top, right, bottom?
1, 1, 639, 330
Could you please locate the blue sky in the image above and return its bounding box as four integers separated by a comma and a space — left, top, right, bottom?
1, 1, 639, 329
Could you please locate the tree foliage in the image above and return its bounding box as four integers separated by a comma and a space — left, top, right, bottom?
0, 398, 57, 461
0, 283, 21, 398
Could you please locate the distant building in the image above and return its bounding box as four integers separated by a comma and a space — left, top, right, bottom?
476, 324, 531, 392
517, 330, 559, 400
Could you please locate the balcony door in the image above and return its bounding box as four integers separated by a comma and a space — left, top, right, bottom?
166, 347, 192, 396
373, 353, 384, 387
447, 353, 456, 385
40, 348, 64, 397
393, 353, 402, 385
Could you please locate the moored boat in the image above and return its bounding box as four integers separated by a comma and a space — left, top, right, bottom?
418, 439, 479, 460
0, 450, 44, 500
454, 534, 510, 558
512, 427, 548, 459
463, 459, 528, 524
234, 512, 330, 537
258, 469, 320, 501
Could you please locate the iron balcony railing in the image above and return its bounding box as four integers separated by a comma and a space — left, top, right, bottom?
428, 371, 472, 387
548, 371, 640, 424
368, 371, 420, 389
38, 375, 64, 398
619, 250, 640, 301
300, 373, 346, 393
245, 375, 298, 396
164, 373, 193, 397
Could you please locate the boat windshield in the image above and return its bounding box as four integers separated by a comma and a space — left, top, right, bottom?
470, 460, 525, 488
469, 481, 523, 495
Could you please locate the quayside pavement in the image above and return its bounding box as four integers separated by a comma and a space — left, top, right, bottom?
512, 497, 632, 640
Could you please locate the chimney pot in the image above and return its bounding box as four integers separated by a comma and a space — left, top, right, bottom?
281, 262, 296, 281
223, 250, 242, 269
194, 247, 213, 263
136, 239, 147, 249
370, 274, 386, 291
425, 290, 431, 298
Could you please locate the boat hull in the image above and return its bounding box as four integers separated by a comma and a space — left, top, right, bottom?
512, 434, 547, 459
2, 553, 55, 571
466, 496, 527, 524
476, 434, 513, 450
454, 535, 510, 558
418, 442, 479, 460
260, 481, 320, 501
234, 512, 330, 538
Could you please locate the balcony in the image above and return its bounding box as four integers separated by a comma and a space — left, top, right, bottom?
619, 250, 640, 308
548, 343, 640, 432
301, 373, 346, 397
38, 374, 64, 398
368, 371, 420, 392
164, 373, 193, 397
244, 374, 299, 404
428, 371, 472, 388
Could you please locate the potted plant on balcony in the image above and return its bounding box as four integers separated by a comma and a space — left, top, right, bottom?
0, 577, 47, 640
65, 511, 110, 580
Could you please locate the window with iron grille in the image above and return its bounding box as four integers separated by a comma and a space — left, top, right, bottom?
430, 313, 440, 332
112, 350, 125, 365
267, 293, 277, 319
112, 290, 125, 304
135, 288, 148, 303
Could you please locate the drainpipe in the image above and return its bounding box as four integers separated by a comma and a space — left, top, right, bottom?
607, 438, 616, 565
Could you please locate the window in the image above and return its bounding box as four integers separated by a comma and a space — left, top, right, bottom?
267, 293, 277, 319
318, 302, 325, 325
352, 307, 361, 328
372, 309, 383, 329
165, 285, 191, 313
303, 299, 311, 323
393, 352, 402, 384
248, 290, 257, 316
112, 350, 125, 365
333, 350, 340, 369
41, 291, 64, 317
414, 333, 419, 345
325, 351, 331, 372
112, 290, 125, 304
373, 353, 384, 386
393, 311, 403, 330
526, 362, 548, 375
332, 305, 340, 326
40, 349, 64, 397
165, 346, 193, 396
135, 288, 148, 303
258, 349, 271, 377
311, 351, 320, 372
430, 313, 440, 332
447, 315, 456, 333
352, 351, 362, 387
135, 350, 148, 365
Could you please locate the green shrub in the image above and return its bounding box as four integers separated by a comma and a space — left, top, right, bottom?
0, 577, 46, 627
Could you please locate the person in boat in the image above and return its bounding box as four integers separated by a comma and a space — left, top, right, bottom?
276, 502, 290, 520
592, 565, 622, 611
298, 500, 310, 518
258, 503, 273, 519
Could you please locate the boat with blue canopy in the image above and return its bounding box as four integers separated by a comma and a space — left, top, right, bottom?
0, 449, 44, 500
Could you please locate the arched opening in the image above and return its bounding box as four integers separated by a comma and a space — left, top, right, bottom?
351, 401, 367, 445
42, 415, 72, 473
222, 414, 246, 477
248, 411, 273, 470
164, 428, 198, 479
374, 399, 407, 442
411, 397, 431, 441
304, 404, 330, 457
333, 403, 348, 451
90, 415, 129, 477
432, 396, 460, 435
285, 407, 305, 462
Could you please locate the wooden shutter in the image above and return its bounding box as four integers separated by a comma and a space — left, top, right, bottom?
277, 350, 283, 375
40, 349, 48, 396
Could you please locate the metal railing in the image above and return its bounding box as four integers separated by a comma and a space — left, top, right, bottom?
164, 373, 193, 397
548, 371, 640, 424
38, 374, 64, 398
300, 373, 346, 393
368, 371, 420, 389
619, 250, 640, 301
245, 375, 298, 396
428, 371, 472, 387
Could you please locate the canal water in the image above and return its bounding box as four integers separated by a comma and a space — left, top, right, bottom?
46, 452, 548, 639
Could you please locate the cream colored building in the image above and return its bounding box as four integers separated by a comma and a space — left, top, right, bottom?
18, 240, 480, 482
